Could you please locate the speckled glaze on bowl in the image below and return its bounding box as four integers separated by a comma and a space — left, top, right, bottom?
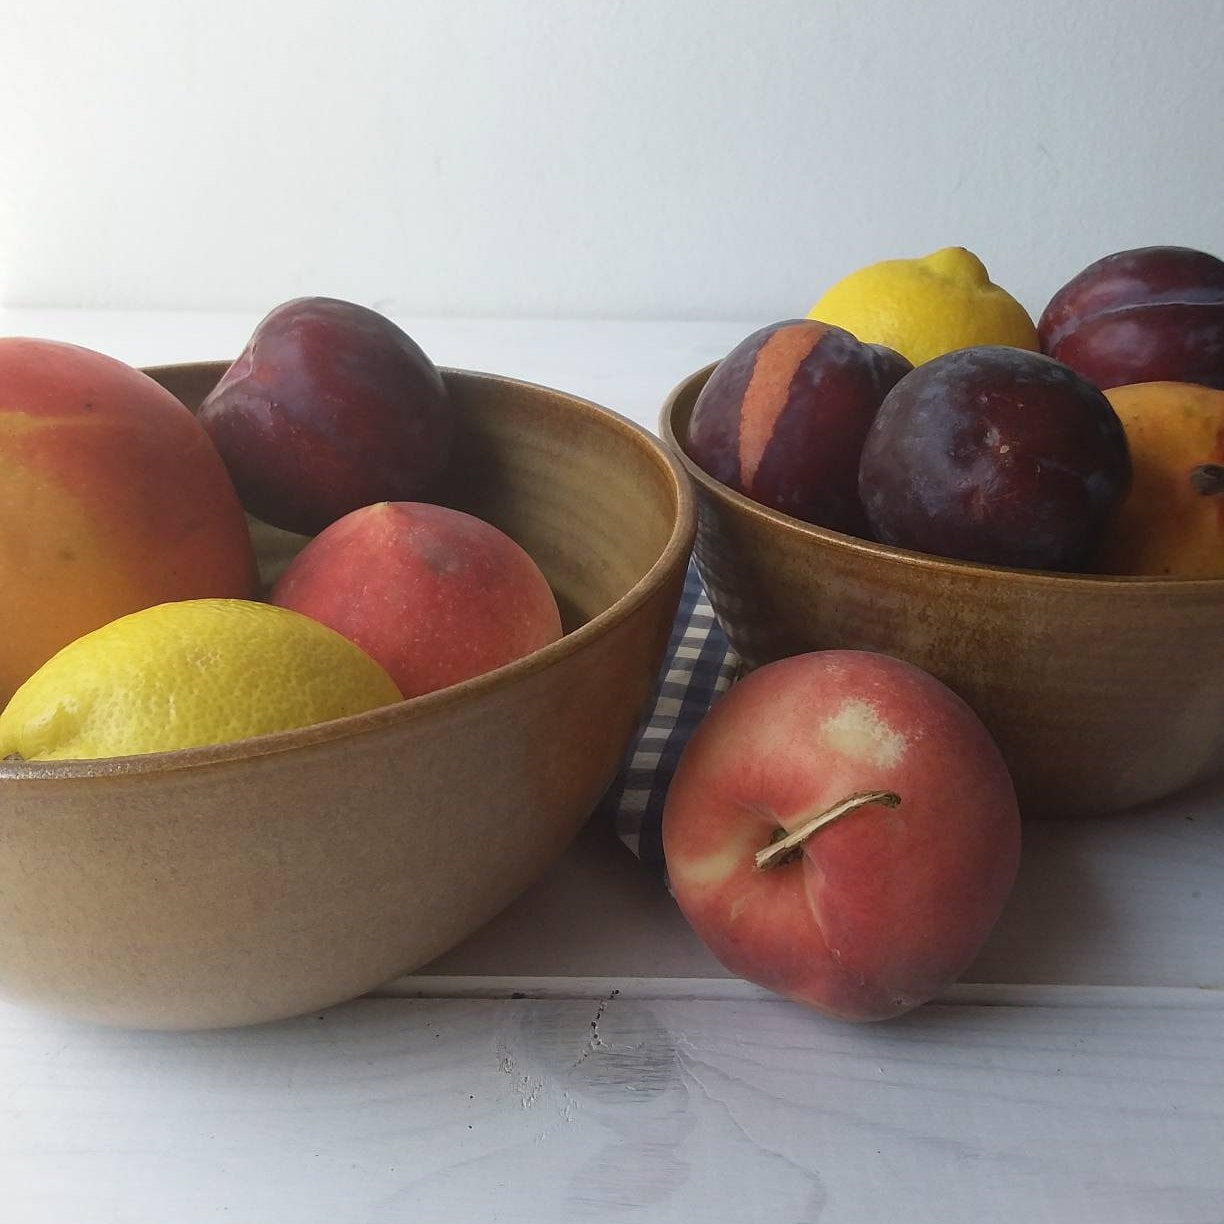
0, 363, 695, 1030
662, 363, 1224, 819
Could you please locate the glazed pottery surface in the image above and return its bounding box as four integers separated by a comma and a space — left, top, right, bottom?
0, 364, 695, 1029
662, 363, 1224, 819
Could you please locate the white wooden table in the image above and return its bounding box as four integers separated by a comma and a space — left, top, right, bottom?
1, 311, 1222, 1223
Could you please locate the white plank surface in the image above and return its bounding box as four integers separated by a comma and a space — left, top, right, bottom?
2, 992, 1222, 1224
972, 773, 1224, 990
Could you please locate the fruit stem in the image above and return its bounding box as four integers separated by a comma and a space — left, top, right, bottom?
1189, 463, 1224, 497
753, 790, 901, 872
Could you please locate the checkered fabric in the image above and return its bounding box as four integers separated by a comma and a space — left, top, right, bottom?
601, 560, 740, 874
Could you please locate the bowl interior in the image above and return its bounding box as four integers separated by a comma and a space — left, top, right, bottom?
663, 361, 1224, 594
2, 363, 694, 783
156, 361, 681, 635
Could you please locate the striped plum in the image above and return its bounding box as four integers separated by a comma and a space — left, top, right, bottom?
685, 320, 910, 536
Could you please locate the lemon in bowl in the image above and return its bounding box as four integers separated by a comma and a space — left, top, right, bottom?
0, 599, 402, 762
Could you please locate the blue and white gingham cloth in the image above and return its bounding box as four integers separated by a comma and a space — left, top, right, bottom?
601, 560, 740, 874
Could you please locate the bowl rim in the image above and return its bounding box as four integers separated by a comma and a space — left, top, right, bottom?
1, 364, 697, 783
661, 361, 1224, 595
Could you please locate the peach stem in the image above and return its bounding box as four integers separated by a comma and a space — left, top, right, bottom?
1189, 464, 1224, 497
753, 790, 901, 872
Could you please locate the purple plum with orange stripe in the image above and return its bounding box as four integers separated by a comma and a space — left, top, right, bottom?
685, 320, 911, 536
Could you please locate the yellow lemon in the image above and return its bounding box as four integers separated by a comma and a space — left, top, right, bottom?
807, 247, 1040, 367
0, 599, 403, 761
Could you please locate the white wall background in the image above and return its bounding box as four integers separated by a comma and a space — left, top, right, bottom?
1, 0, 1222, 321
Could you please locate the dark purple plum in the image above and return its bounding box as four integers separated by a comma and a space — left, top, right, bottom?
1039, 246, 1224, 390
198, 297, 452, 536
685, 319, 911, 535
858, 346, 1131, 571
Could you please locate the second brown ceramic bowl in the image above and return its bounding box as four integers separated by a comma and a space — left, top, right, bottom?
0, 363, 695, 1030
662, 363, 1224, 819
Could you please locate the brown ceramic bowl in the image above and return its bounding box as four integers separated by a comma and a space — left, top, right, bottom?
0, 362, 694, 1030
662, 363, 1224, 819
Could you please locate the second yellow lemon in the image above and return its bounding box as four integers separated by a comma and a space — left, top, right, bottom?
807, 247, 1040, 367
0, 599, 403, 762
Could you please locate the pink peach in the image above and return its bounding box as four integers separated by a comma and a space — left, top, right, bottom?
662, 649, 1021, 1021
270, 501, 563, 698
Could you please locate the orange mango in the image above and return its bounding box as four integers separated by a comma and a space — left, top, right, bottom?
0, 338, 257, 704
1093, 381, 1224, 577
